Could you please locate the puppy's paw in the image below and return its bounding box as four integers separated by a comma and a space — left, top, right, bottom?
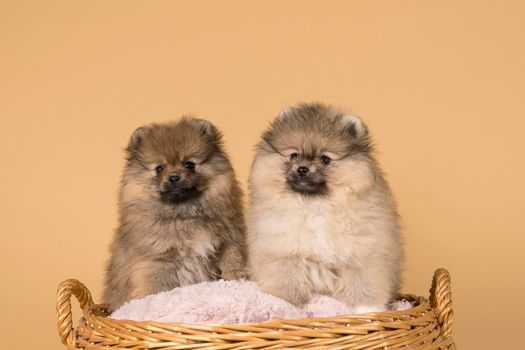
263, 283, 311, 308
221, 270, 247, 280
287, 292, 311, 308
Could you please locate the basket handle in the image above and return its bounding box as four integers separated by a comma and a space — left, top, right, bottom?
56, 279, 94, 347
429, 268, 453, 339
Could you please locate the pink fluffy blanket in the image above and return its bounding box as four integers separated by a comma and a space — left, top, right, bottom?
111, 279, 412, 324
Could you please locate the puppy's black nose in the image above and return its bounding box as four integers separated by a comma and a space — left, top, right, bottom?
168, 175, 181, 184
297, 166, 309, 177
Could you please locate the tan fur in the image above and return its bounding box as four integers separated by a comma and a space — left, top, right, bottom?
104, 117, 246, 310
247, 103, 403, 311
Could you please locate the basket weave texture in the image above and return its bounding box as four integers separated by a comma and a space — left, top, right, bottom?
57, 268, 455, 349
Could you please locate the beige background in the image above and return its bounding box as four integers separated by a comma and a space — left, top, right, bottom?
1, 1, 524, 348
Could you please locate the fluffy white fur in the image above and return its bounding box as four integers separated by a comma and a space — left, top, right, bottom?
111, 279, 412, 323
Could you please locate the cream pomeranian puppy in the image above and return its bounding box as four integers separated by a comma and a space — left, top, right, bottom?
247, 103, 403, 313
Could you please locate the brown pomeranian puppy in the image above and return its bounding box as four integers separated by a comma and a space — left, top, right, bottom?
247, 103, 403, 313
104, 117, 246, 310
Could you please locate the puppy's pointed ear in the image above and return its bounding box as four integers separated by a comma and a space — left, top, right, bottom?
276, 107, 293, 120
127, 126, 150, 152
341, 115, 368, 140
189, 118, 222, 141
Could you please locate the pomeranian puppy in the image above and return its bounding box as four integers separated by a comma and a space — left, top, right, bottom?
104, 117, 246, 309
247, 103, 403, 313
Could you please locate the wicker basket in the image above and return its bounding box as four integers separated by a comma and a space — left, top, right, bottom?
56, 268, 455, 349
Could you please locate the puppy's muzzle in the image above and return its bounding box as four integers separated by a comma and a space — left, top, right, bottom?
286, 166, 327, 196
160, 173, 199, 202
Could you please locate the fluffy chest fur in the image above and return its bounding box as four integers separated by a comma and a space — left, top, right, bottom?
119, 215, 221, 260
249, 189, 384, 264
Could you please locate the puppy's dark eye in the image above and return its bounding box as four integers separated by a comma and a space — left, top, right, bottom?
184, 161, 195, 170
320, 155, 331, 165
155, 165, 164, 174
290, 153, 299, 160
